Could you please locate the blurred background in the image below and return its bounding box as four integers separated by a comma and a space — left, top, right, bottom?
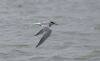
0, 0, 100, 61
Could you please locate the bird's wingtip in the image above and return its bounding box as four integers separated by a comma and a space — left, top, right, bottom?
36, 45, 39, 48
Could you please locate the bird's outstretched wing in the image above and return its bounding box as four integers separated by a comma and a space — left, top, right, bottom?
34, 29, 44, 36
36, 29, 52, 48
34, 23, 41, 26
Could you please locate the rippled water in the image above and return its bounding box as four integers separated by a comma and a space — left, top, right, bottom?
0, 0, 100, 61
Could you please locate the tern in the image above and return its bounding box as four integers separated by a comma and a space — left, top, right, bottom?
34, 21, 58, 48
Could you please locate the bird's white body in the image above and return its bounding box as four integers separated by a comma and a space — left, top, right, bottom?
34, 22, 51, 27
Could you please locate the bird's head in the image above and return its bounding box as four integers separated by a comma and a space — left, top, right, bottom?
49, 21, 58, 27
50, 21, 58, 25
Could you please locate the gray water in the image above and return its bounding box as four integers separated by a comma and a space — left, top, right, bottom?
0, 0, 100, 61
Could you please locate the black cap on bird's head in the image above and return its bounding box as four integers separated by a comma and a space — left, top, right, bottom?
49, 21, 58, 27
50, 21, 55, 24
50, 21, 58, 25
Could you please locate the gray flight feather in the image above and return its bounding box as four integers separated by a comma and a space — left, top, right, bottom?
34, 29, 44, 36
36, 29, 52, 48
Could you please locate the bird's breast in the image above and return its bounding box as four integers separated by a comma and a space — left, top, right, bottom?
43, 27, 50, 31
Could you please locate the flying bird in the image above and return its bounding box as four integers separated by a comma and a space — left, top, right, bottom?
34, 21, 58, 48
